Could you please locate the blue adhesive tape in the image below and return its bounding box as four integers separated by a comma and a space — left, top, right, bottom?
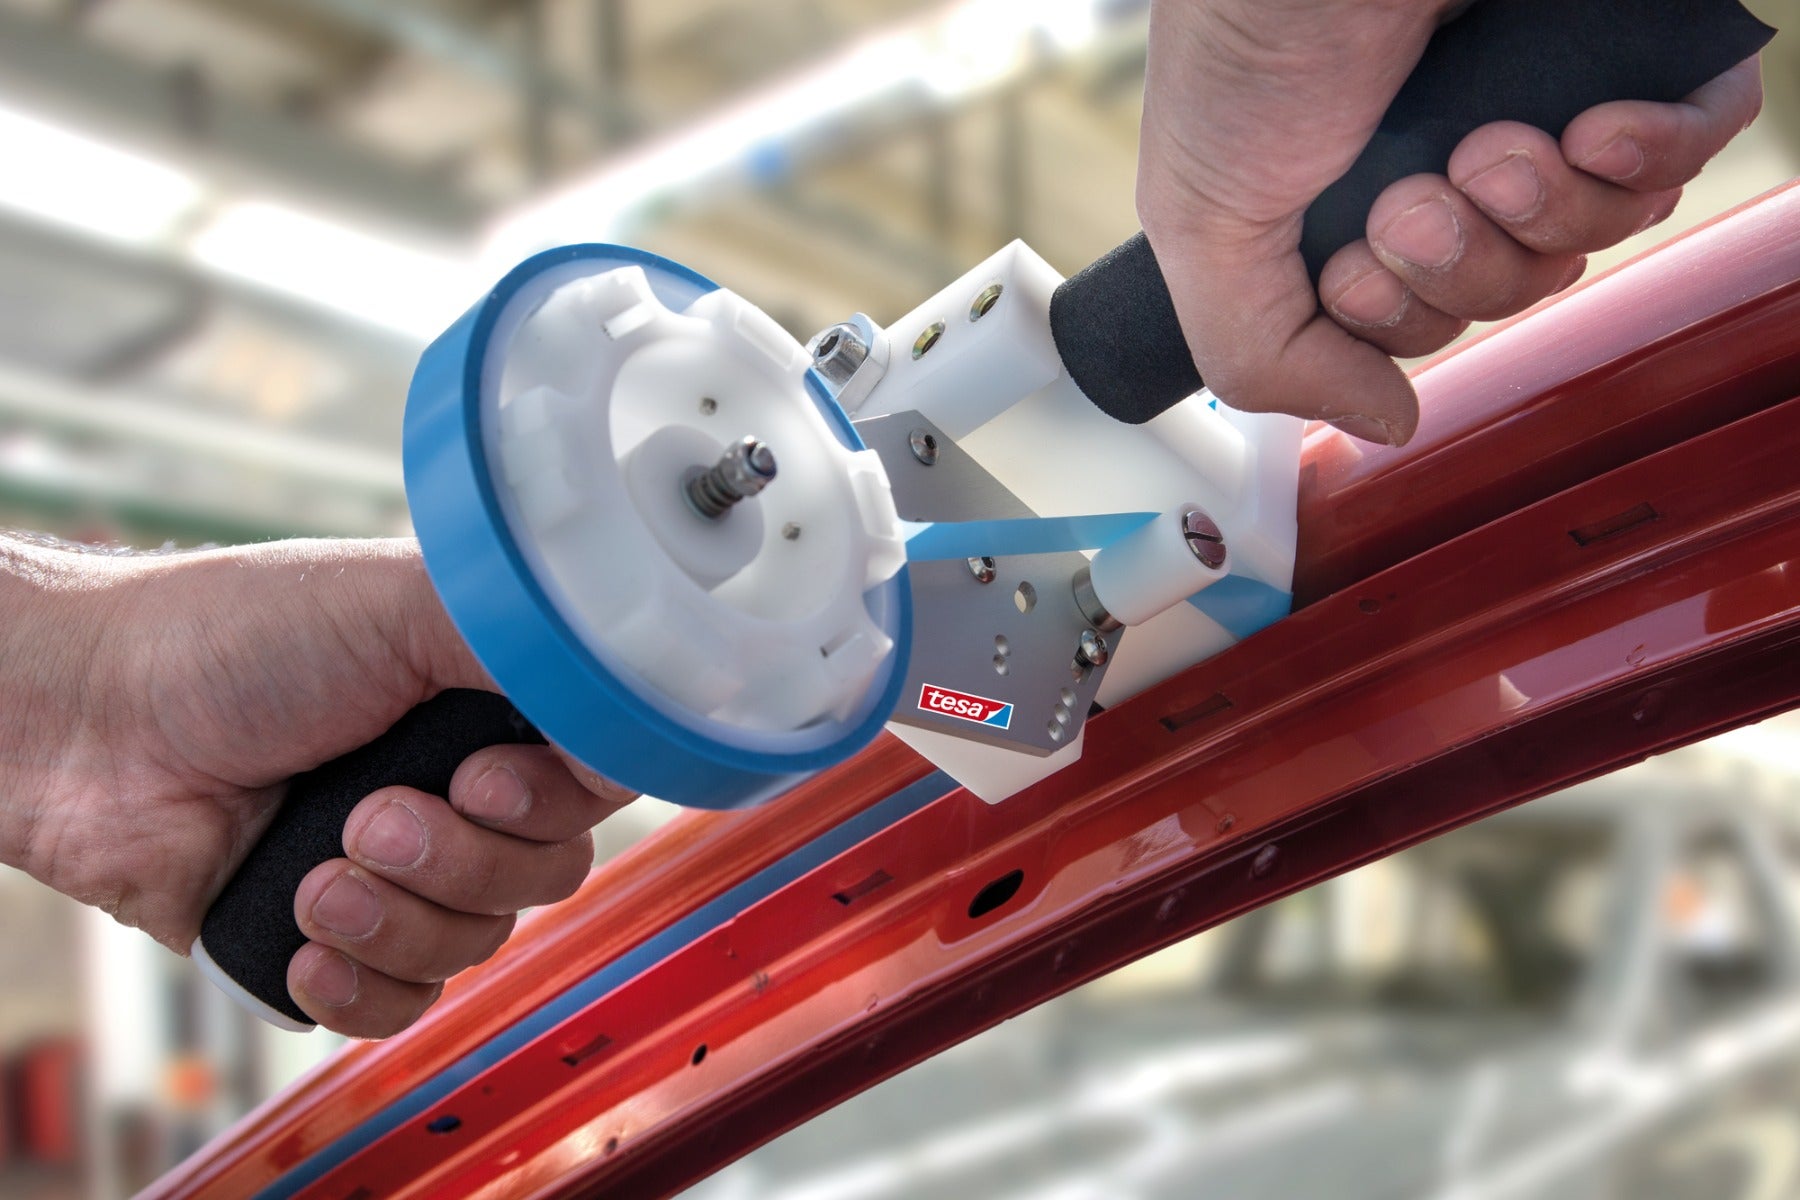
404, 244, 912, 811
1189, 575, 1293, 641
903, 512, 1158, 561
255, 768, 957, 1199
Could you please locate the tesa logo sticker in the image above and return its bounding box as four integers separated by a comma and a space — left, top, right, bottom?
919, 683, 1014, 730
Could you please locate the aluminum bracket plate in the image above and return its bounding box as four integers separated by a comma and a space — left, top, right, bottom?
854, 410, 1116, 755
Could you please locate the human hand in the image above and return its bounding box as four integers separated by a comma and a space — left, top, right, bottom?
1136, 0, 1765, 445
0, 536, 631, 1037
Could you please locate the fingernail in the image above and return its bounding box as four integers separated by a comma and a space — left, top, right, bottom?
1580, 134, 1644, 182
303, 951, 358, 1008
465, 765, 530, 823
1331, 269, 1408, 327
357, 802, 426, 869
1378, 198, 1462, 270
1462, 153, 1542, 221
312, 873, 381, 939
1327, 414, 1401, 446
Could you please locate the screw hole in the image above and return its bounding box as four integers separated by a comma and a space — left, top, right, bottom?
815, 331, 840, 360
1047, 719, 1064, 741
913, 321, 946, 359
426, 1115, 463, 1135
994, 635, 1010, 656
968, 869, 1025, 919
969, 283, 1004, 321
1014, 582, 1037, 614
691, 1044, 708, 1066
699, 397, 718, 415
993, 655, 1010, 676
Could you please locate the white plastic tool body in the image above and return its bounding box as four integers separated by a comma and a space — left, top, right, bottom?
846, 241, 1303, 803
482, 260, 906, 753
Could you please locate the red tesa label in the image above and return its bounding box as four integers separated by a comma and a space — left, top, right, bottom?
918, 683, 1014, 729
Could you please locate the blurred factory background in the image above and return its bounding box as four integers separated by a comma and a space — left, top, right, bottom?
0, 0, 1793, 1197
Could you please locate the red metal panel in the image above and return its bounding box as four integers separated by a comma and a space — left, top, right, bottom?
1296, 179, 1800, 603
146, 179, 1800, 1200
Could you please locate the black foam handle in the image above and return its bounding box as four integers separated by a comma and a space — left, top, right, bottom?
198, 689, 543, 1027
1051, 0, 1776, 424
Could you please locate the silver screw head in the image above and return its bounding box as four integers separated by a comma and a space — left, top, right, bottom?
967, 556, 997, 584
908, 428, 939, 466
1075, 628, 1111, 668
1181, 508, 1227, 570
810, 321, 870, 387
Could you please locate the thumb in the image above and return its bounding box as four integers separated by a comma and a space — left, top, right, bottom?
1143, 210, 1420, 447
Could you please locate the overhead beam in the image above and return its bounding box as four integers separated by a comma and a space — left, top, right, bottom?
0, 5, 484, 237
262, 0, 644, 142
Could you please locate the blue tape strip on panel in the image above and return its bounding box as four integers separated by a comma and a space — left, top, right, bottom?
1188, 575, 1292, 641
258, 770, 958, 1199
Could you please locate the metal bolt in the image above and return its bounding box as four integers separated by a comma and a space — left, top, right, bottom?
967, 556, 997, 584
1075, 628, 1110, 669
1181, 508, 1227, 570
685, 436, 778, 519
810, 321, 870, 387
908, 428, 939, 466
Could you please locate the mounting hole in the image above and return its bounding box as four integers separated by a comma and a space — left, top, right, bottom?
691, 1044, 708, 1066
604, 1137, 620, 1156
969, 283, 1004, 321
1014, 582, 1037, 614
994, 635, 1010, 656
1059, 687, 1077, 707
912, 321, 946, 359
427, 1115, 463, 1135
993, 655, 1010, 676
699, 396, 718, 416
1047, 719, 1064, 742
968, 869, 1025, 920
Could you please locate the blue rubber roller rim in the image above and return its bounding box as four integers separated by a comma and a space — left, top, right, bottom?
404, 243, 913, 810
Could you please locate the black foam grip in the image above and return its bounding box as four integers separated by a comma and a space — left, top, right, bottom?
198, 689, 543, 1027
1051, 0, 1776, 424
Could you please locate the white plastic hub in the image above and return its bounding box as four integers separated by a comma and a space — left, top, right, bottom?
481, 264, 906, 749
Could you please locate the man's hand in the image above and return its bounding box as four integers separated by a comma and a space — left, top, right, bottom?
1137, 0, 1764, 445
0, 536, 630, 1037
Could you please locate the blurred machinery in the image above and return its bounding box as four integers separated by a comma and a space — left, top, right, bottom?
0, 0, 1791, 547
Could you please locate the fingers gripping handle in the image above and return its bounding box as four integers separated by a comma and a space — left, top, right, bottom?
1050, 0, 1776, 424
195, 690, 544, 1029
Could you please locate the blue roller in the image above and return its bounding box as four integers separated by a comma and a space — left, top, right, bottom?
404, 244, 913, 810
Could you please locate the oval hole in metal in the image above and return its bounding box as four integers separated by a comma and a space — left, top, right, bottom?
967, 869, 1025, 920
